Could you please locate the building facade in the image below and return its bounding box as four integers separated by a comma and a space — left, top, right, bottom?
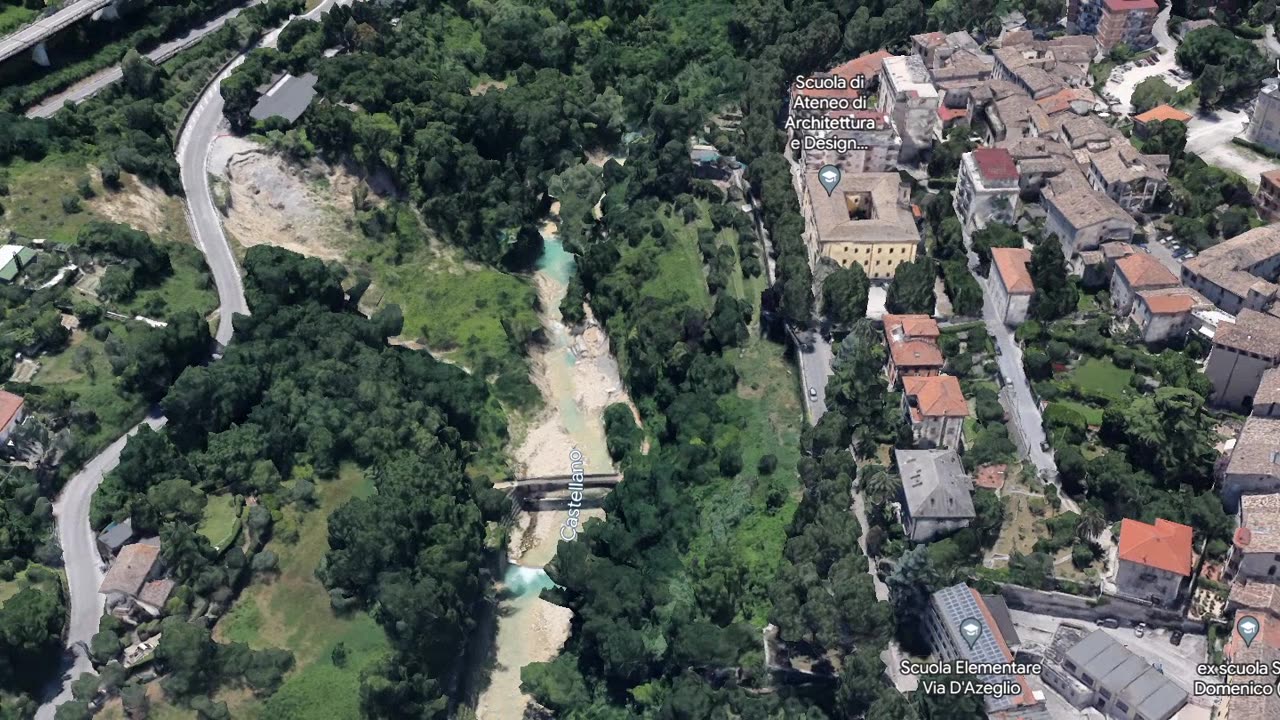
884, 314, 944, 386
1094, 0, 1158, 51
800, 170, 920, 280
1110, 253, 1180, 315
1255, 170, 1280, 221
878, 55, 940, 162
1227, 493, 1280, 582
990, 247, 1034, 325
897, 448, 975, 542
1131, 289, 1197, 344
1044, 186, 1137, 256
1113, 517, 1193, 607
1180, 225, 1280, 315
1206, 310, 1280, 410
902, 374, 968, 450
1247, 82, 1280, 155
954, 148, 1021, 233
1222, 368, 1280, 509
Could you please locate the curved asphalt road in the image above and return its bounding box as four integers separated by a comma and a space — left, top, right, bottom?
39, 1, 348, 715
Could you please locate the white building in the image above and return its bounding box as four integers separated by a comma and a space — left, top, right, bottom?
990, 247, 1034, 326
1110, 253, 1180, 315
1222, 368, 1280, 509
1228, 493, 1280, 582
1113, 517, 1193, 608
954, 148, 1021, 233
902, 374, 968, 450
1247, 81, 1280, 155
878, 55, 940, 162
1130, 288, 1203, 344
1181, 225, 1280, 315
1044, 185, 1136, 256
897, 448, 975, 542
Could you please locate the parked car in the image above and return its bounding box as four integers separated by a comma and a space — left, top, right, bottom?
1097, 618, 1120, 629
1170, 631, 1184, 646
808, 387, 818, 400
1135, 622, 1148, 638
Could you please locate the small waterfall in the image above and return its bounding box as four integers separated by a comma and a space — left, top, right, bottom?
502, 561, 556, 598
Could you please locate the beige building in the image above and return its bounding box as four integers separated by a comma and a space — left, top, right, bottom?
1247, 81, 1280, 155
990, 247, 1034, 326
1206, 310, 1280, 410
1255, 170, 1280, 221
1228, 493, 1280, 582
1094, 0, 1158, 51
1085, 143, 1168, 213
801, 170, 920, 281
1114, 517, 1193, 607
902, 374, 968, 450
1044, 186, 1136, 256
99, 540, 175, 618
1131, 288, 1207, 344
1181, 225, 1280, 315
954, 148, 1020, 233
1222, 368, 1280, 509
1110, 253, 1180, 315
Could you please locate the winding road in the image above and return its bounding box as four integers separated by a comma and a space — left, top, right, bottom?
38, 1, 348, 716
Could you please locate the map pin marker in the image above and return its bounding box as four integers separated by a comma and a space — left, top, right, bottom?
1238, 615, 1260, 648
960, 617, 983, 650
818, 164, 842, 196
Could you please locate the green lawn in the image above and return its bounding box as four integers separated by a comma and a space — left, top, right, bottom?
0, 4, 36, 35
1053, 399, 1104, 427
211, 464, 387, 720
197, 495, 242, 553
649, 205, 714, 311
0, 564, 62, 606
1069, 357, 1134, 401
32, 323, 149, 456
116, 247, 218, 322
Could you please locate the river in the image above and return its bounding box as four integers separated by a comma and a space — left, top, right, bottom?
473, 225, 629, 719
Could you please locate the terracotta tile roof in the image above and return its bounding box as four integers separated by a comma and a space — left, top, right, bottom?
1036, 88, 1096, 116
973, 147, 1019, 182
138, 578, 175, 609
904, 374, 969, 418
100, 543, 161, 596
796, 51, 895, 100
1137, 290, 1194, 315
991, 247, 1034, 294
1134, 104, 1192, 124
0, 390, 23, 430
1114, 253, 1179, 290
1261, 169, 1280, 185
938, 105, 968, 122
1104, 0, 1157, 11
1117, 518, 1193, 576
884, 314, 944, 371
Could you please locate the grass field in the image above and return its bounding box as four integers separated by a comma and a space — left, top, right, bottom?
0, 564, 62, 606
1054, 399, 1104, 427
33, 324, 149, 455
197, 495, 242, 553
649, 204, 715, 311
115, 246, 218, 322
1070, 357, 1134, 401
211, 464, 388, 720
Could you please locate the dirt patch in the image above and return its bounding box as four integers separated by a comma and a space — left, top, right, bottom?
216, 140, 368, 261
470, 79, 508, 95
87, 171, 189, 241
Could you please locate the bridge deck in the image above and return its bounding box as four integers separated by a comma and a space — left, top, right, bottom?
0, 0, 113, 64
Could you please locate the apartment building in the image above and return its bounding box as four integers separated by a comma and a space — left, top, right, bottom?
1221, 368, 1280, 509
954, 148, 1021, 232
902, 375, 968, 450
1110, 253, 1180, 315
1085, 143, 1168, 213
878, 55, 940, 162
1044, 185, 1137, 256
1095, 0, 1158, 51
1247, 81, 1280, 155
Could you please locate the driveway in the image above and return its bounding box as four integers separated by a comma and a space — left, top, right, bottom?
1102, 6, 1186, 115
1186, 107, 1277, 183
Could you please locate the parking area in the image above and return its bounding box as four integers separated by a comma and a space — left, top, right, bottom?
1008, 609, 1219, 710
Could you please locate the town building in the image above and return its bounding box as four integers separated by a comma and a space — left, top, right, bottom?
96, 519, 135, 560
990, 247, 1034, 326
954, 148, 1020, 233
1227, 493, 1280, 581
1255, 170, 1280, 220
968, 79, 1048, 144
883, 314, 944, 386
1132, 104, 1192, 138
1221, 368, 1280, 508
925, 584, 1044, 715
1176, 18, 1218, 39
991, 38, 1092, 100
800, 170, 920, 280
1247, 81, 1280, 155
1113, 517, 1193, 607
1180, 225, 1280, 315
1131, 287, 1207, 344
897, 448, 975, 542
1206, 309, 1280, 410
902, 374, 968, 450
787, 52, 902, 173
99, 540, 175, 618
1095, 0, 1158, 51
0, 244, 36, 283
878, 55, 940, 162
1085, 143, 1168, 213
911, 30, 993, 91
1036, 87, 1099, 119
0, 389, 25, 445
1220, 578, 1280, 720
1039, 627, 1188, 720
249, 73, 319, 125
1110, 253, 1180, 315
1043, 186, 1136, 256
